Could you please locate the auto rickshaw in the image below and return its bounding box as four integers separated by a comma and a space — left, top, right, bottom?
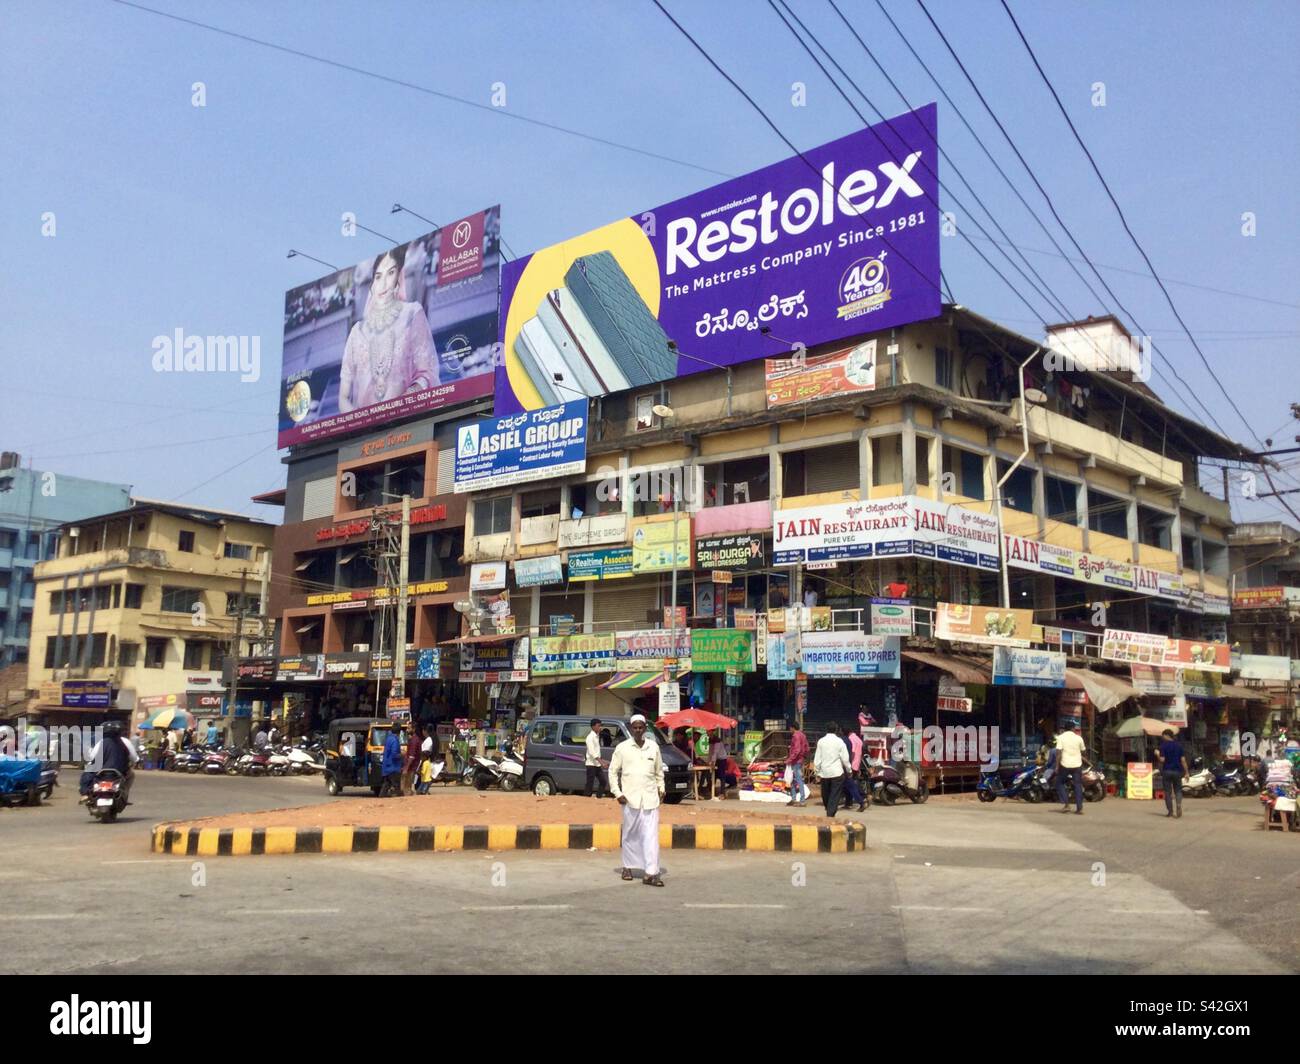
323, 716, 396, 796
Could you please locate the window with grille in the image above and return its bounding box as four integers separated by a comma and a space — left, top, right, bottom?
160, 587, 202, 613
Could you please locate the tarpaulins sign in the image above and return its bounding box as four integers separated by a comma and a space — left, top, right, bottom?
278, 209, 501, 448
454, 400, 588, 492
494, 106, 940, 414
530, 634, 615, 676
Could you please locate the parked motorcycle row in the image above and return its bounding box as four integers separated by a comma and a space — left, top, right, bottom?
1181, 757, 1263, 799
978, 759, 1107, 804
153, 738, 326, 778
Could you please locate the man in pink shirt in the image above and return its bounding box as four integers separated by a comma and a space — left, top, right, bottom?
843, 725, 866, 812
786, 726, 809, 807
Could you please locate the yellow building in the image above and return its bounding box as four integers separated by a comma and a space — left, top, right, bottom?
26, 500, 274, 735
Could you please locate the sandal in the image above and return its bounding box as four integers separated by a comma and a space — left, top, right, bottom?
642, 874, 665, 887
621, 868, 634, 881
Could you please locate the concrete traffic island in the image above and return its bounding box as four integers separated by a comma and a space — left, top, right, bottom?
150, 792, 867, 856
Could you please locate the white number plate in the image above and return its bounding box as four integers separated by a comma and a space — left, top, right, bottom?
96, 798, 114, 806
673, 782, 688, 790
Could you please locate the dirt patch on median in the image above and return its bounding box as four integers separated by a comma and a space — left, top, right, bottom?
164, 792, 841, 832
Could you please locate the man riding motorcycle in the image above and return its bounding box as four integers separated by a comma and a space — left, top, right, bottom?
80, 720, 139, 805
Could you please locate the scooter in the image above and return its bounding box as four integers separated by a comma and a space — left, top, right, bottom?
1211, 761, 1246, 796
87, 769, 128, 823
471, 741, 525, 792
868, 758, 929, 805
977, 762, 1042, 803
285, 744, 325, 774
1033, 759, 1106, 803
1183, 757, 1216, 799
203, 747, 234, 775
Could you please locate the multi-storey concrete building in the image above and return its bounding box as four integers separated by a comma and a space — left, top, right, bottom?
0, 452, 130, 669
25, 500, 274, 736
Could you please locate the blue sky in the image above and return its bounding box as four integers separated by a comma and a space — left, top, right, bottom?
3, 0, 1297, 524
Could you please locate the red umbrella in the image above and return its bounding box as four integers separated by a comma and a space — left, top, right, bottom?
655, 708, 737, 731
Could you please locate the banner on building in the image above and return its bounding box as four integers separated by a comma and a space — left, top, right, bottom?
774, 496, 1000, 572
513, 555, 564, 587
691, 629, 755, 673
558, 512, 627, 550
765, 340, 877, 408
870, 597, 913, 636
694, 533, 764, 571
459, 639, 529, 683
530, 634, 615, 675
614, 629, 693, 669
470, 562, 507, 591
493, 107, 940, 414
278, 208, 501, 448
1237, 654, 1291, 681
800, 632, 901, 678
1130, 664, 1179, 696
323, 653, 370, 681
61, 680, 112, 708
454, 399, 588, 492
567, 547, 633, 581
1163, 638, 1230, 673
1100, 629, 1170, 666
276, 655, 325, 682
630, 514, 692, 573
1232, 586, 1300, 609
992, 647, 1066, 688
936, 603, 1034, 648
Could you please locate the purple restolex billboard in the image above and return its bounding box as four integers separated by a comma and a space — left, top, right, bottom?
278, 206, 502, 448
493, 106, 939, 413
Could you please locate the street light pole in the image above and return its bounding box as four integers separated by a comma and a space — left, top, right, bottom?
994, 348, 1040, 609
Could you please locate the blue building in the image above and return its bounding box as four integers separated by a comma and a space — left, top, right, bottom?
0, 452, 131, 667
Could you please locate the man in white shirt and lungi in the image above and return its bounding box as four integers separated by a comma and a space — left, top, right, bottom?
609, 714, 665, 887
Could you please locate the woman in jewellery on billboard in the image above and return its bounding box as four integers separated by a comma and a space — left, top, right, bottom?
337, 243, 437, 412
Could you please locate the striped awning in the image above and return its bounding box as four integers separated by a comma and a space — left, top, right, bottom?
596, 669, 691, 690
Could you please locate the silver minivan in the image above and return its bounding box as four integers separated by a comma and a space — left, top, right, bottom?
523, 715, 691, 801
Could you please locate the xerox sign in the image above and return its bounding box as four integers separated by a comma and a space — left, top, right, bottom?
494, 105, 939, 413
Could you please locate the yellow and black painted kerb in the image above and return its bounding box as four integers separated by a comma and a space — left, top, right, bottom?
152, 820, 866, 857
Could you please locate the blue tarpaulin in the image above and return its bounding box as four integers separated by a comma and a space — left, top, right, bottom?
0, 758, 43, 792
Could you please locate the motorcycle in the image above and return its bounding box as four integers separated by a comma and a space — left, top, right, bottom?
285, 743, 325, 775
867, 758, 929, 805
1033, 759, 1106, 803
87, 769, 128, 822
1183, 757, 1216, 799
471, 741, 525, 792
977, 762, 1042, 803
173, 747, 207, 774
1211, 761, 1247, 797
203, 747, 235, 775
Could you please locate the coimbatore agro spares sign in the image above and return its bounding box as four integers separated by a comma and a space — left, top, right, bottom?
494, 106, 939, 413
278, 208, 502, 448
800, 632, 900, 677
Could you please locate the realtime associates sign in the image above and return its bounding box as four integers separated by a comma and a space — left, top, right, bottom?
494, 106, 939, 414
773, 496, 999, 571
454, 400, 588, 493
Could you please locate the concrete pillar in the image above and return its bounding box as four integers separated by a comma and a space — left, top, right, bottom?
1076, 480, 1090, 550
1126, 498, 1139, 560
933, 434, 946, 499
1170, 509, 1183, 568
901, 408, 917, 495
1032, 463, 1047, 537
858, 431, 872, 498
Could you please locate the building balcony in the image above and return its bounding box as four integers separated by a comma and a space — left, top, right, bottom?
1016, 401, 1184, 488
1086, 529, 1136, 565
0, 548, 11, 569
37, 547, 169, 580
1137, 543, 1179, 575
1182, 482, 1232, 526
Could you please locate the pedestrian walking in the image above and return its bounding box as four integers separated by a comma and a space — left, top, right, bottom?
609, 714, 665, 887
584, 718, 608, 797
380, 723, 404, 797
786, 724, 810, 806
814, 722, 852, 818
401, 723, 422, 796
205, 720, 218, 746
1155, 728, 1189, 819
842, 723, 867, 812
1055, 722, 1087, 814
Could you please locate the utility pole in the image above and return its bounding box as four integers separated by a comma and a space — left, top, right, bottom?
393, 495, 411, 706
227, 568, 248, 733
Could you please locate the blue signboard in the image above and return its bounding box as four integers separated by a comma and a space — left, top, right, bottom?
454, 399, 588, 493
992, 648, 1066, 688
61, 680, 112, 708
415, 648, 441, 679
567, 547, 633, 581
514, 555, 564, 587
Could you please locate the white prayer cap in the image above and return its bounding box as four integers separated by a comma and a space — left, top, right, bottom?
629, 714, 648, 724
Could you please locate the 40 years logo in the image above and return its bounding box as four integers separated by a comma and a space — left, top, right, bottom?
836, 252, 891, 320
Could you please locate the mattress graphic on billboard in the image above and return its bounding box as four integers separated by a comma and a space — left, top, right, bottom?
278, 206, 502, 448
495, 106, 939, 412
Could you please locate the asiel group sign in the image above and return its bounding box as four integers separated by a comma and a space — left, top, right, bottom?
494, 106, 940, 413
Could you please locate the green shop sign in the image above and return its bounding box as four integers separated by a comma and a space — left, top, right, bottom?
691, 629, 755, 673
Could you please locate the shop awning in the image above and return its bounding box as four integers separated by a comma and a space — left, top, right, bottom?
901, 650, 991, 685
1065, 668, 1139, 713
1113, 715, 1179, 738
1216, 683, 1271, 703
441, 632, 519, 645
596, 669, 691, 690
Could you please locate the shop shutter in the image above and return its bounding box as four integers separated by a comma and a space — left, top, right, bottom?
592, 581, 660, 631
301, 476, 335, 521
437, 446, 455, 496
805, 441, 860, 495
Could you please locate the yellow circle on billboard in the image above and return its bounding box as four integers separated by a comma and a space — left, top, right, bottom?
503, 218, 661, 410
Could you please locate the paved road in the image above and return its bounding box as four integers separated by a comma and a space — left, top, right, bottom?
1, 772, 1292, 974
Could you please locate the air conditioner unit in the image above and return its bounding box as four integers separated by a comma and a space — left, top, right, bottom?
352, 643, 370, 653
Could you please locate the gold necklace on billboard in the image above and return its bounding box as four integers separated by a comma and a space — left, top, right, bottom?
364, 299, 402, 399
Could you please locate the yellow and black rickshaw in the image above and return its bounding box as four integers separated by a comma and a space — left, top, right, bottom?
324, 716, 396, 796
